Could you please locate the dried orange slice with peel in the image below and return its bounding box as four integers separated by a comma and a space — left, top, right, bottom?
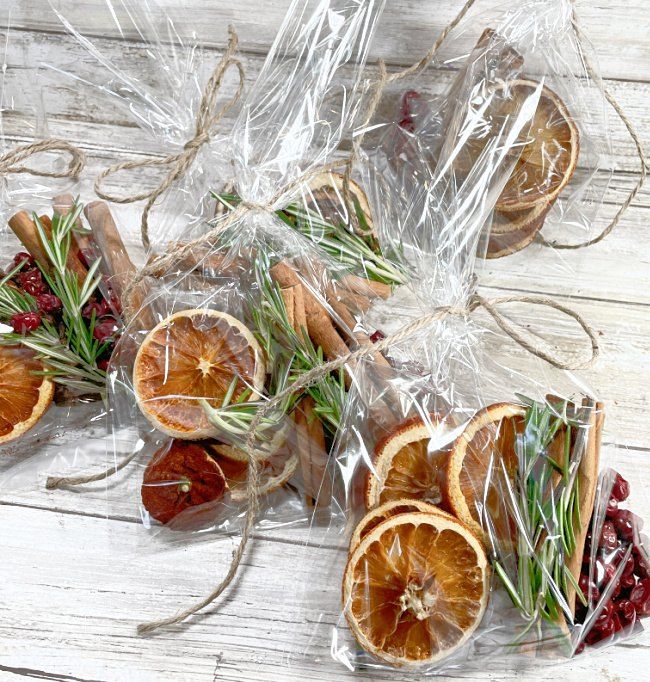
343, 511, 489, 668
365, 415, 453, 511
141, 440, 229, 526
207, 441, 298, 503
0, 346, 54, 445
307, 171, 373, 235
134, 309, 265, 439
350, 498, 452, 552
486, 208, 549, 259
446, 403, 526, 542
495, 80, 579, 213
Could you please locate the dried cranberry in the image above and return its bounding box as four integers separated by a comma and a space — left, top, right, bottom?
621, 573, 637, 592
611, 472, 630, 502
600, 521, 619, 552
611, 612, 624, 633
36, 293, 62, 314
93, 318, 120, 343
623, 553, 636, 577
369, 330, 385, 344
634, 547, 650, 579
614, 509, 642, 542
10, 311, 42, 334
606, 497, 619, 519
579, 574, 599, 603
12, 252, 35, 270
575, 642, 586, 655
595, 617, 616, 640
18, 269, 47, 295
82, 300, 104, 319
399, 90, 422, 131
97, 358, 110, 372
595, 601, 614, 625
619, 599, 637, 624
630, 578, 650, 615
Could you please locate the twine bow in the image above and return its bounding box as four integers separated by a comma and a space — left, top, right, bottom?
0, 139, 85, 179
94, 26, 245, 251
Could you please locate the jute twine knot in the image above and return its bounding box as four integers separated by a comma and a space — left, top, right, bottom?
0, 138, 85, 179
94, 26, 245, 252
135, 290, 600, 636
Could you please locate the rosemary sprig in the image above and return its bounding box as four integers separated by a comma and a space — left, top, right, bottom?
493, 396, 589, 635
0, 204, 108, 395
201, 250, 346, 446
212, 192, 408, 287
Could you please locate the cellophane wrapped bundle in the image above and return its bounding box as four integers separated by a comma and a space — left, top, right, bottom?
393, 0, 613, 269
299, 46, 649, 672
53, 0, 407, 538
0, 15, 118, 488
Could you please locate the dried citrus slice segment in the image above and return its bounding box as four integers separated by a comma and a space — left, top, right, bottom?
141, 440, 229, 526
446, 403, 526, 541
365, 416, 452, 510
208, 424, 288, 463
134, 309, 265, 439
343, 512, 489, 668
207, 442, 298, 502
486, 207, 550, 259
350, 499, 452, 552
0, 346, 54, 445
306, 171, 373, 235
495, 80, 579, 212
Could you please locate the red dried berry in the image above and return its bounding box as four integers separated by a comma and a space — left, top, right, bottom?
97, 358, 110, 372
369, 330, 386, 344
10, 311, 42, 334
606, 497, 619, 519
621, 573, 637, 592
18, 269, 47, 295
634, 546, 650, 579
36, 293, 62, 314
595, 617, 616, 640
611, 472, 630, 502
630, 578, 650, 615
611, 612, 624, 633
82, 300, 104, 319
93, 318, 120, 343
619, 599, 637, 624
12, 252, 35, 270
600, 521, 619, 552
623, 552, 636, 577
614, 509, 642, 542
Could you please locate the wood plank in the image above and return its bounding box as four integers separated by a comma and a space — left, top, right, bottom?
1, 28, 648, 174
4, 0, 650, 82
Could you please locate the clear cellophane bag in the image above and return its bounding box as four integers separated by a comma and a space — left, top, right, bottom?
297, 42, 648, 671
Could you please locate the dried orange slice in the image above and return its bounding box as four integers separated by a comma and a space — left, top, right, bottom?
495, 80, 579, 213
208, 424, 288, 463
343, 512, 489, 668
446, 403, 526, 541
141, 440, 229, 526
0, 346, 54, 445
306, 171, 373, 234
365, 415, 453, 510
350, 499, 451, 552
207, 442, 298, 503
486, 206, 550, 259
133, 309, 265, 439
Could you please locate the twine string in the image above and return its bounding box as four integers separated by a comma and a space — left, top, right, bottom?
535, 1, 648, 249
136, 291, 599, 635
0, 139, 85, 179
93, 26, 245, 251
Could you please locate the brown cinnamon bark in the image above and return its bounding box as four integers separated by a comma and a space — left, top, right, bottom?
305, 397, 331, 508
40, 211, 89, 286
342, 274, 391, 300
280, 287, 295, 329
8, 211, 51, 271
566, 401, 605, 616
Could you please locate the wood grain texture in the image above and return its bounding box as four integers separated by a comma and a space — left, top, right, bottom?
0, 0, 649, 680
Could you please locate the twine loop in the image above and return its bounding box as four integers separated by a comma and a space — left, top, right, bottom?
94, 26, 245, 251
0, 139, 85, 179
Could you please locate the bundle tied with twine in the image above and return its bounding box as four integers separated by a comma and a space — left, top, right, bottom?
48, 0, 646, 636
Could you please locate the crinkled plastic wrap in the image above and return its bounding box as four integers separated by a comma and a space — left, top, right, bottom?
72, 0, 394, 540
299, 61, 647, 672
0, 16, 110, 489
392, 0, 612, 271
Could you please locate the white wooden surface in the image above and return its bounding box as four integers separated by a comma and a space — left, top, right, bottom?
1, 1, 650, 680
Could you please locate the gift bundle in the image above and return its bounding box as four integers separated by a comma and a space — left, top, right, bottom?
5, 0, 649, 674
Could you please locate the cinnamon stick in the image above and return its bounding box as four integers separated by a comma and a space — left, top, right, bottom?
305, 397, 331, 508
342, 273, 391, 300
566, 401, 605, 616
40, 212, 89, 286
8, 211, 51, 271
280, 287, 295, 329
